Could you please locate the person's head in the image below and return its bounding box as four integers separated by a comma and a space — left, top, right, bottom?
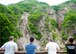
30, 37, 34, 42
48, 38, 53, 42
9, 36, 14, 41
69, 38, 74, 44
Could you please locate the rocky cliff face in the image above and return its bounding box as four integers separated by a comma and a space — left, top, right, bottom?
17, 3, 76, 51
17, 12, 40, 50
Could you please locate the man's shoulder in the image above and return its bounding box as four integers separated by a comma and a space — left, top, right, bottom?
26, 43, 36, 47
25, 43, 30, 46
65, 44, 76, 47
9, 41, 17, 46
33, 44, 36, 47
13, 42, 17, 45
52, 42, 58, 44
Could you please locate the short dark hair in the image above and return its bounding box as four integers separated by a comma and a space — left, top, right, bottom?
30, 37, 34, 42
9, 36, 14, 40
69, 38, 74, 43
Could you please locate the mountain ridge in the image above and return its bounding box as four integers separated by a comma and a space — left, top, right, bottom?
0, 0, 76, 51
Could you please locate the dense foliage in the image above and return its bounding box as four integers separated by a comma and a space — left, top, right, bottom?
27, 2, 49, 40
0, 0, 49, 46
51, 5, 61, 11
45, 17, 58, 32
12, 0, 49, 40
0, 4, 22, 46
51, 0, 76, 40
28, 13, 42, 40
52, 0, 76, 11
0, 0, 76, 47
62, 9, 76, 39
69, 0, 76, 3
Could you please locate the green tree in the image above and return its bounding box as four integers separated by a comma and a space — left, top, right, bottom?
0, 4, 22, 46
69, 0, 76, 3
62, 10, 76, 35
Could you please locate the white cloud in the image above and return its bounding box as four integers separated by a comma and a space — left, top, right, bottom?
37, 0, 68, 6
0, 0, 23, 5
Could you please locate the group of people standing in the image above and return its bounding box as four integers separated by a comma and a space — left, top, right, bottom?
0, 36, 76, 54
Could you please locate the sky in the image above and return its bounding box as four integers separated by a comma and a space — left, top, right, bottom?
0, 0, 68, 6
38, 0, 68, 6
0, 0, 23, 5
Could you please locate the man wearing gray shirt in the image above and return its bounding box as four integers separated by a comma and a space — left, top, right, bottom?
0, 36, 18, 54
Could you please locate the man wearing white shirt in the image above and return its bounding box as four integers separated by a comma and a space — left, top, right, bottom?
0, 36, 18, 54
45, 38, 60, 54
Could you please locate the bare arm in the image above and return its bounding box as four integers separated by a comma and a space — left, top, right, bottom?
0, 48, 4, 50
15, 48, 18, 52
15, 43, 18, 52
56, 44, 60, 51
0, 44, 6, 50
45, 48, 48, 51
45, 43, 48, 51
56, 47, 60, 51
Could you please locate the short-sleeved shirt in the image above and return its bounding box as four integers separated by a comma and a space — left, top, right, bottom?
25, 43, 36, 54
66, 44, 76, 54
1, 41, 17, 54
45, 42, 60, 54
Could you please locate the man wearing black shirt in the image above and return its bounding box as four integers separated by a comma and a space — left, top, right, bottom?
66, 38, 76, 54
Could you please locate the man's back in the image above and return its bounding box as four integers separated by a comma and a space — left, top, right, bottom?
66, 44, 76, 54
45, 42, 59, 54
25, 43, 36, 54
1, 41, 17, 54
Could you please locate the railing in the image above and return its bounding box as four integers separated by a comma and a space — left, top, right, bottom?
0, 51, 67, 54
